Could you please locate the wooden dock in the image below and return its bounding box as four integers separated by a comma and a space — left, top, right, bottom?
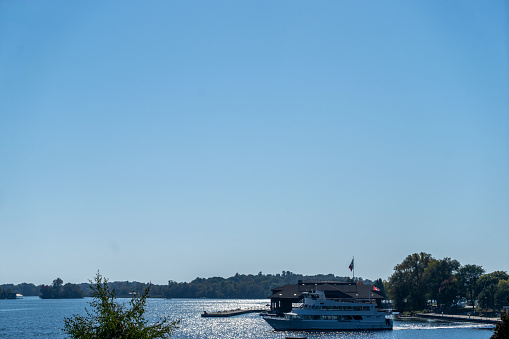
201, 308, 266, 317
415, 313, 500, 324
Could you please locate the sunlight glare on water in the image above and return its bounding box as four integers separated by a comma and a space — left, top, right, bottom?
146, 299, 493, 339
0, 297, 495, 338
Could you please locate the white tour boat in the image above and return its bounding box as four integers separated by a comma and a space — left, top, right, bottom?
263, 289, 393, 331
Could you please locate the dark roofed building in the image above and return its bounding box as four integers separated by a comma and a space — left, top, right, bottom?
268, 280, 385, 314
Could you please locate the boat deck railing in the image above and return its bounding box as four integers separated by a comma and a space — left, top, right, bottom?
296, 299, 378, 306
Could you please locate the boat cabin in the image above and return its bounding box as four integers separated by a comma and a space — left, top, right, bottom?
268, 281, 385, 315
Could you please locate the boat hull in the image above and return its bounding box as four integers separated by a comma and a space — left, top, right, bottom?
263, 316, 393, 331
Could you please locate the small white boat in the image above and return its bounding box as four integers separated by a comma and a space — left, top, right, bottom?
263, 289, 393, 331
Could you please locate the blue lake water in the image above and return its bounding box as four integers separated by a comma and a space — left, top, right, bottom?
0, 297, 495, 338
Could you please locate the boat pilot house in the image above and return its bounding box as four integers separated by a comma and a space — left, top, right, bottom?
268, 281, 385, 315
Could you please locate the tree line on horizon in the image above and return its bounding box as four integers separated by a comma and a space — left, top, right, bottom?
164, 271, 364, 299
2, 253, 508, 313
39, 278, 84, 299
1, 271, 362, 299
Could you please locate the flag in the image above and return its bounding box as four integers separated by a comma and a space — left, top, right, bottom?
348, 258, 354, 271
373, 286, 381, 292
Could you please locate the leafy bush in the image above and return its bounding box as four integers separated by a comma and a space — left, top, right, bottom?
64, 272, 180, 338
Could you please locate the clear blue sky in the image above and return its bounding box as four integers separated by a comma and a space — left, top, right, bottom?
1, 1, 508, 285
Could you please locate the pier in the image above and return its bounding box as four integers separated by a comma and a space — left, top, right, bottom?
414, 313, 500, 324
201, 308, 266, 317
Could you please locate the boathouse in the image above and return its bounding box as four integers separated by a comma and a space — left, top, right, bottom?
268, 281, 385, 314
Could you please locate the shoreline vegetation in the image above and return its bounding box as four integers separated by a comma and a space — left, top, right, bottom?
39, 278, 84, 299
2, 252, 508, 316
386, 252, 508, 316
2, 259, 508, 339
2, 272, 360, 299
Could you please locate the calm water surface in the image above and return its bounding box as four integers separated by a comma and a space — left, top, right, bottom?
0, 297, 494, 338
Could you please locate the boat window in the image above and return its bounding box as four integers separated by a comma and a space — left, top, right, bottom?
353, 306, 362, 311
320, 315, 335, 320
286, 314, 301, 320
343, 306, 352, 311
353, 315, 363, 320
363, 306, 370, 311
342, 315, 353, 320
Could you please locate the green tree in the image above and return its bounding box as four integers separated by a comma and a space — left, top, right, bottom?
40, 284, 58, 299
64, 272, 180, 338
478, 284, 498, 310
494, 280, 509, 309
40, 279, 83, 299
423, 257, 460, 309
388, 252, 433, 311
437, 276, 461, 309
61, 283, 84, 299
0, 286, 9, 299
53, 278, 64, 289
456, 264, 485, 313
477, 271, 509, 310
476, 272, 509, 296
18, 283, 38, 296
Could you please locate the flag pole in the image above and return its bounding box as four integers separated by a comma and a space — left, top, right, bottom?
348, 257, 355, 282
351, 256, 355, 281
